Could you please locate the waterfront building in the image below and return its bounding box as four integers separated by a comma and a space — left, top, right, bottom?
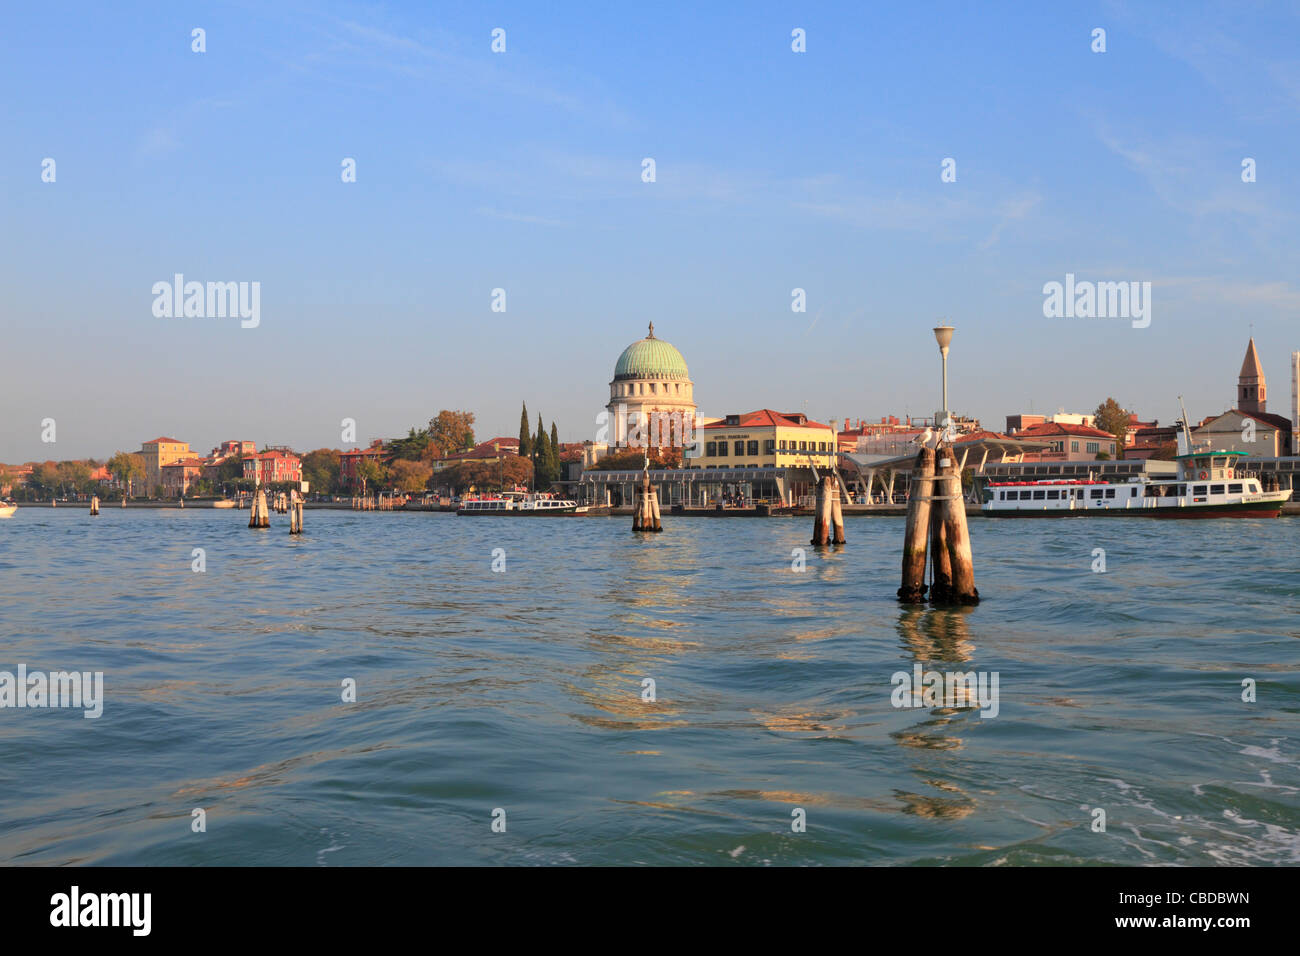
139, 437, 191, 493
432, 437, 522, 472
339, 440, 386, 490
161, 457, 206, 496
690, 410, 836, 470
243, 450, 303, 486
605, 323, 697, 450
1191, 409, 1292, 457
1015, 422, 1118, 460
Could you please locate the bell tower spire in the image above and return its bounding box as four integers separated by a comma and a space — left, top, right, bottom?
1238, 337, 1267, 414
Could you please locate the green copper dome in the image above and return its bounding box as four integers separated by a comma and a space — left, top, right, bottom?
613, 323, 690, 381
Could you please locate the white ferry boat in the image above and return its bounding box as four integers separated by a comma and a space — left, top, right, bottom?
0, 500, 16, 519
457, 492, 588, 516
982, 450, 1289, 518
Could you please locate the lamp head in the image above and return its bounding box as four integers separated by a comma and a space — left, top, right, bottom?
933, 324, 954, 355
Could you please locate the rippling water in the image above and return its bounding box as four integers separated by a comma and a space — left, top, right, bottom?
0, 508, 1297, 865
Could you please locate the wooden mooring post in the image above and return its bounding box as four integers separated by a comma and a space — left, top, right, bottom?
289, 490, 303, 534
897, 445, 934, 603
898, 442, 979, 605
632, 471, 662, 532
249, 488, 270, 528
89, 495, 99, 516
935, 443, 979, 604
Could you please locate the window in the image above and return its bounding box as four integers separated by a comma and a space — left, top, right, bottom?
1086, 442, 1099, 454
1047, 490, 1060, 499
1229, 483, 1243, 494
1210, 484, 1225, 495
733, 441, 744, 456
799, 441, 807, 451
705, 441, 717, 457
779, 440, 787, 451
1193, 485, 1207, 496
747, 441, 759, 457
1033, 490, 1046, 500
1071, 441, 1079, 452
1130, 487, 1137, 497
819, 442, 827, 452
764, 440, 775, 454
1104, 488, 1116, 498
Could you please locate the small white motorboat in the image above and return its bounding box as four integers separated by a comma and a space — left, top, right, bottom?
0, 501, 17, 518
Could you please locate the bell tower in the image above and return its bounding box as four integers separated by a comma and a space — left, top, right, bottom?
1238, 337, 1266, 414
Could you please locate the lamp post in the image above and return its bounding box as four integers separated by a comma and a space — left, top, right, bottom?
933, 323, 954, 432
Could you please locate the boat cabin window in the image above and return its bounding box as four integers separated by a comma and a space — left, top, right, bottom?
1104, 488, 1116, 499
1130, 487, 1137, 497
1210, 484, 1224, 495
1047, 490, 1059, 499
1032, 490, 1045, 500
1090, 489, 1103, 499
1193, 485, 1207, 496
1229, 483, 1243, 494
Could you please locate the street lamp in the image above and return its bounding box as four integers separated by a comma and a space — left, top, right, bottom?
933, 323, 954, 430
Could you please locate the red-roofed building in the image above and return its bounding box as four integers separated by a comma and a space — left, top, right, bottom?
340, 440, 387, 490
243, 449, 303, 487
139, 436, 191, 493
1017, 422, 1118, 460
161, 457, 207, 496
690, 410, 836, 469
431, 437, 521, 472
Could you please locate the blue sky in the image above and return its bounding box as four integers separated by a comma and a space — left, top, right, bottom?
3, 0, 1299, 462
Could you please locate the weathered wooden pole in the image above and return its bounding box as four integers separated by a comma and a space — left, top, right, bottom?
249, 488, 270, 528
938, 443, 979, 604
810, 476, 831, 545
633, 471, 662, 532
928, 455, 953, 603
89, 495, 99, 516
289, 490, 303, 534
898, 445, 934, 603
830, 476, 846, 545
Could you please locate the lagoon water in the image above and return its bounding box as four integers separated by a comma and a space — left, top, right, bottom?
1, 508, 1297, 865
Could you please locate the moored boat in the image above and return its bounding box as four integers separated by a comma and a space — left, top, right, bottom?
457, 492, 588, 515
0, 500, 16, 518
982, 451, 1289, 518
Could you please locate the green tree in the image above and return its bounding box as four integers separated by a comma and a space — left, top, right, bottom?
388, 427, 430, 462
300, 448, 342, 496
518, 402, 532, 459
1093, 398, 1131, 458
107, 452, 146, 498
356, 458, 387, 496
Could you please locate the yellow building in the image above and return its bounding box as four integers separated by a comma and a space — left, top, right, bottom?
139, 436, 191, 493
690, 410, 837, 469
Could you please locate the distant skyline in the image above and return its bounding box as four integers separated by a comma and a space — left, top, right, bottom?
4, 1, 1300, 462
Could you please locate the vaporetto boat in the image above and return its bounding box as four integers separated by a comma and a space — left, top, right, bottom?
982, 450, 1290, 518
457, 493, 588, 516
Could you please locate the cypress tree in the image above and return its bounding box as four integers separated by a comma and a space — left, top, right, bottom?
534, 414, 549, 480
549, 422, 561, 480
519, 403, 531, 459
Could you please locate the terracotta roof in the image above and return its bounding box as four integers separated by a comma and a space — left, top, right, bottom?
162, 457, 206, 468
143, 437, 186, 445
1016, 422, 1116, 440
1227, 408, 1292, 431
703, 409, 832, 431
